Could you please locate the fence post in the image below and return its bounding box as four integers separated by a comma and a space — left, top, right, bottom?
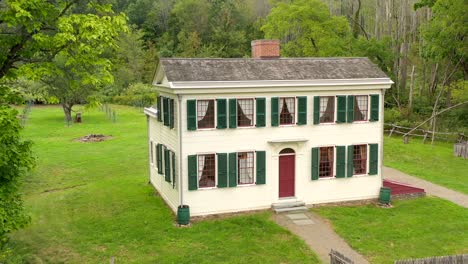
422, 132, 428, 144
389, 125, 395, 137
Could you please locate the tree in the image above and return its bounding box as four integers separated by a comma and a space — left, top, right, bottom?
0, 86, 35, 252
18, 6, 127, 121
262, 0, 352, 57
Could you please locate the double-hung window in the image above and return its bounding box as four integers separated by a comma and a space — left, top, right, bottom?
238, 152, 254, 184
279, 97, 295, 125
319, 96, 335, 123
353, 95, 368, 121
197, 154, 216, 188
197, 100, 215, 129
237, 99, 254, 127
353, 145, 367, 175
319, 147, 334, 178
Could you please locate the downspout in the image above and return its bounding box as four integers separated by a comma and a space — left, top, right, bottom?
380, 89, 385, 187
146, 115, 151, 184
177, 94, 184, 206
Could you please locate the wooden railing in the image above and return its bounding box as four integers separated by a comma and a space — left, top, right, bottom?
384, 123, 466, 144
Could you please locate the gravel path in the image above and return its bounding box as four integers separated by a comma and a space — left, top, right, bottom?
383, 166, 468, 208
273, 211, 370, 263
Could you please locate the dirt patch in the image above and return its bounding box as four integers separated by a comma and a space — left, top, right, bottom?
74, 134, 112, 142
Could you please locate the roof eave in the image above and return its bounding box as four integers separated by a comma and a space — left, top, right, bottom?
168, 78, 394, 89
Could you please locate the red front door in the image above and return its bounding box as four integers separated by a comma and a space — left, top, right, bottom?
279, 155, 295, 197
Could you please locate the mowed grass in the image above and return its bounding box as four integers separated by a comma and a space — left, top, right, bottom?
8, 105, 320, 263
313, 197, 468, 263
384, 136, 468, 194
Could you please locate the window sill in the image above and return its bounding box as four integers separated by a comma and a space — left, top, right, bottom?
238, 183, 256, 187
351, 120, 369, 124
352, 173, 370, 177
237, 126, 255, 129
198, 186, 217, 190
318, 122, 336, 125
318, 176, 336, 180
279, 124, 296, 127
196, 128, 216, 131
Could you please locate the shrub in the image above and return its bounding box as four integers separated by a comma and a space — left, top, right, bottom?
111, 83, 157, 107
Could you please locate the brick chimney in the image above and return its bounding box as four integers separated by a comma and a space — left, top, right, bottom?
251, 39, 280, 59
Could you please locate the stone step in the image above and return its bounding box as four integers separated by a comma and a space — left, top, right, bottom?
273, 206, 308, 214
271, 201, 305, 209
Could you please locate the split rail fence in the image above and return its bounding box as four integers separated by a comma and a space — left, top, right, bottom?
384, 123, 466, 144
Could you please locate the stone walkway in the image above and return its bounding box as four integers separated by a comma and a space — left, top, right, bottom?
383, 166, 468, 208
273, 211, 370, 264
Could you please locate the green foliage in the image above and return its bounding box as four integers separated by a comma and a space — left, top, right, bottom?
111, 83, 157, 107
422, 0, 467, 63
6, 106, 320, 263
262, 0, 352, 57
0, 105, 34, 253
313, 197, 468, 263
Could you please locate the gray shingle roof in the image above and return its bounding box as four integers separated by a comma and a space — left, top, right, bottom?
159, 58, 388, 82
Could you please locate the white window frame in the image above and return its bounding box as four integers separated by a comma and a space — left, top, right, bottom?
196, 99, 217, 130
236, 98, 256, 128
197, 152, 217, 189
279, 97, 297, 126
237, 151, 256, 186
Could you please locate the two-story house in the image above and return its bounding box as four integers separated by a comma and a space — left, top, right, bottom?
144, 40, 393, 221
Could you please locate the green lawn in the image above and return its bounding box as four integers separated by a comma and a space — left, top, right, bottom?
384, 136, 468, 194
7, 105, 319, 263
313, 197, 468, 263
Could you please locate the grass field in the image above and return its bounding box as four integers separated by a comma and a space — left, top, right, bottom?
384, 136, 468, 194
313, 197, 468, 263
7, 105, 320, 263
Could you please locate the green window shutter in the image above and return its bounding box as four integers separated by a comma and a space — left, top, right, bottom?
157, 144, 163, 174
370, 94, 380, 121
347, 145, 354, 177
369, 144, 378, 175
163, 98, 170, 126
171, 151, 176, 188
164, 147, 171, 182
311, 147, 319, 180
188, 155, 198, 190
216, 99, 227, 129
228, 152, 237, 187
229, 99, 237, 128
347, 95, 354, 123
336, 95, 347, 123
271, 97, 279, 127
217, 153, 228, 188
187, 100, 197, 130
255, 98, 266, 127
169, 99, 175, 129
313, 96, 320, 125
297, 96, 307, 125
256, 151, 266, 184
336, 146, 346, 178
157, 96, 162, 122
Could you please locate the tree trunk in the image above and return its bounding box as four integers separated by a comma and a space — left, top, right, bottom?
62, 103, 73, 123
409, 64, 415, 113
352, 0, 362, 38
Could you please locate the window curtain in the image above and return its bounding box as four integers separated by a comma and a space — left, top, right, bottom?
280, 98, 293, 123
237, 101, 252, 126
320, 97, 334, 122
359, 146, 367, 171
198, 100, 214, 128
238, 153, 253, 184
199, 155, 215, 187
354, 97, 366, 120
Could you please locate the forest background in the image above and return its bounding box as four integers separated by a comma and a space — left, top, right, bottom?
4, 0, 468, 131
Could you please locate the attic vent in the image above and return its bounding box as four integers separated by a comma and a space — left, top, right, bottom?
251, 39, 280, 59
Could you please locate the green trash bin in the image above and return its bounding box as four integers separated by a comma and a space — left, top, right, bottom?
379, 187, 391, 204
177, 205, 190, 225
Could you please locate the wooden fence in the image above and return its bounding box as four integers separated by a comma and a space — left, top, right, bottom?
329, 249, 354, 264
384, 123, 466, 144
454, 142, 468, 158
395, 254, 467, 264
